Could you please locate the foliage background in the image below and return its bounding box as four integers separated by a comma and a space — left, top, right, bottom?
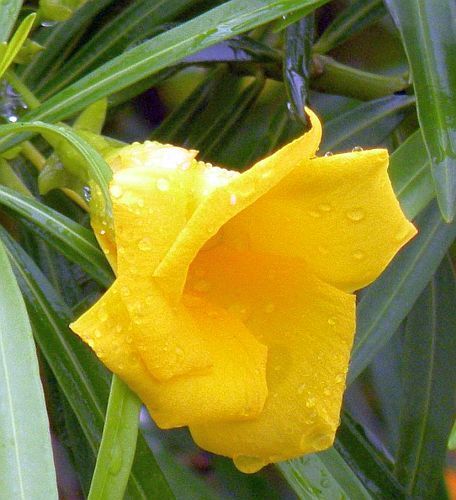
0, 0, 455, 498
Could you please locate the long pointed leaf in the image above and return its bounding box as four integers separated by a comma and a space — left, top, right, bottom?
385, 0, 456, 221
395, 256, 456, 497
0, 238, 58, 499
349, 201, 456, 384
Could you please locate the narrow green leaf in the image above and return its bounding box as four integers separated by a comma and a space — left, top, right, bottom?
0, 230, 174, 499
335, 412, 404, 498
348, 200, 456, 384
22, 0, 331, 124
74, 98, 108, 134
0, 121, 112, 215
88, 378, 146, 500
449, 420, 456, 451
38, 0, 199, 98
0, 238, 58, 499
19, 0, 115, 87
385, 0, 456, 221
278, 448, 371, 499
0, 0, 22, 42
395, 255, 456, 497
283, 14, 314, 125
0, 13, 36, 79
389, 129, 434, 220
314, 0, 385, 54
0, 186, 113, 287
320, 94, 415, 153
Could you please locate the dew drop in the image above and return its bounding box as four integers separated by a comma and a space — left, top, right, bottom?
109, 444, 123, 475
125, 336, 133, 344
120, 285, 130, 297
175, 346, 184, 357
324, 151, 333, 157
308, 210, 321, 218
318, 246, 329, 255
353, 250, 364, 260
156, 177, 170, 191
83, 186, 92, 202
319, 203, 331, 212
100, 229, 106, 235
274, 365, 282, 372
306, 397, 316, 408
110, 185, 123, 198
138, 237, 152, 251
233, 456, 266, 474
352, 146, 363, 152
193, 279, 211, 293
94, 329, 102, 339
99, 310, 108, 322
229, 193, 237, 205
297, 384, 306, 395
311, 433, 333, 451
335, 373, 345, 384
327, 317, 336, 326
88, 339, 95, 348
323, 388, 331, 396
321, 478, 330, 488
227, 303, 249, 320
264, 302, 275, 313
346, 209, 365, 222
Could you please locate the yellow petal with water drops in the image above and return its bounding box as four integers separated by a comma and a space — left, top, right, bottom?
186, 245, 355, 471
222, 149, 416, 292
153, 108, 322, 301
70, 280, 267, 428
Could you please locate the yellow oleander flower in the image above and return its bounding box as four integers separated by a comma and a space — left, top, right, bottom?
70, 109, 416, 473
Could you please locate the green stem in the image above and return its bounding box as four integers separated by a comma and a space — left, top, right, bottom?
88, 376, 142, 500
311, 54, 410, 100
5, 69, 41, 109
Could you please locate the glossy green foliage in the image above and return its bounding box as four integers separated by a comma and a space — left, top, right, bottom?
0, 0, 455, 498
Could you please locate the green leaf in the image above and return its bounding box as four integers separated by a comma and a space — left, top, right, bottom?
0, 121, 112, 216
278, 448, 372, 499
0, 13, 36, 79
283, 13, 314, 125
335, 412, 404, 498
38, 0, 199, 98
389, 129, 434, 220
0, 238, 58, 500
320, 94, 415, 153
348, 200, 456, 384
0, 0, 22, 43
314, 0, 385, 54
0, 229, 174, 499
19, 0, 115, 87
449, 419, 456, 451
0, 185, 113, 287
395, 255, 456, 497
88, 378, 145, 500
23, 0, 331, 124
384, 0, 456, 221
74, 98, 108, 134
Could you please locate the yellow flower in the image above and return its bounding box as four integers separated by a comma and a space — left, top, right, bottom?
70, 109, 416, 473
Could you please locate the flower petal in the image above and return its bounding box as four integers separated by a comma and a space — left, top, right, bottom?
222, 149, 416, 292
70, 281, 268, 427
153, 109, 322, 301
186, 245, 355, 471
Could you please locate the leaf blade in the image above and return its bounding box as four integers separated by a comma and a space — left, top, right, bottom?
0, 238, 58, 499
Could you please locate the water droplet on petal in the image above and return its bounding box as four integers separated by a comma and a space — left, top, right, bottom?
156, 178, 170, 191
110, 185, 123, 198
120, 286, 130, 297
138, 237, 152, 251
297, 384, 306, 395
321, 478, 330, 488
324, 151, 333, 157
125, 336, 133, 344
327, 317, 336, 326
264, 303, 275, 313
88, 339, 95, 348
308, 210, 321, 218
233, 456, 266, 474
193, 279, 211, 293
100, 229, 106, 235
335, 373, 345, 384
94, 329, 102, 339
352, 146, 363, 152
175, 347, 184, 357
319, 203, 331, 212
353, 250, 364, 260
83, 186, 92, 202
346, 209, 365, 222
318, 246, 329, 255
306, 397, 316, 408
229, 193, 237, 205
